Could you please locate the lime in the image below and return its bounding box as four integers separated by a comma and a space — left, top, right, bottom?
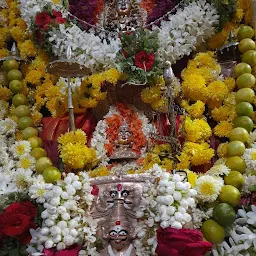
18, 116, 34, 130
242, 50, 256, 67
14, 105, 31, 117
228, 127, 249, 143
9, 80, 23, 94
43, 166, 61, 183
236, 73, 255, 88
36, 157, 53, 174
234, 63, 252, 77
31, 148, 47, 160
201, 219, 225, 244
12, 94, 27, 107
219, 185, 241, 207
225, 156, 246, 174
7, 69, 23, 81
3, 59, 19, 71
224, 170, 244, 189
227, 141, 245, 157
234, 116, 254, 132
235, 102, 253, 117
238, 38, 256, 53
213, 203, 236, 226
236, 88, 255, 103
237, 25, 254, 40
28, 136, 43, 149
22, 127, 38, 140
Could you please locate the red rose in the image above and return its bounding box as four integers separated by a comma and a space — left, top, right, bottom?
35, 12, 51, 28
52, 10, 62, 17
3, 213, 31, 236
56, 16, 66, 24
5, 201, 37, 219
43, 244, 82, 256
134, 51, 155, 71
156, 227, 212, 256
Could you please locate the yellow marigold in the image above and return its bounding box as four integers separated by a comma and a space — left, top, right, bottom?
232, 8, 244, 23
10, 26, 28, 43
193, 52, 221, 72
0, 86, 12, 101
16, 18, 27, 30
161, 158, 173, 171
89, 166, 110, 178
79, 97, 98, 108
181, 100, 205, 119
90, 89, 106, 101
151, 98, 168, 112
25, 70, 43, 86
18, 40, 37, 60
52, 0, 62, 4
0, 27, 10, 41
224, 77, 236, 92
103, 68, 121, 84
184, 117, 212, 143
0, 48, 9, 58
31, 110, 43, 126
217, 142, 228, 158
143, 153, 161, 170
45, 85, 62, 98
141, 86, 161, 104
211, 105, 236, 122
186, 170, 198, 187
58, 129, 87, 147
60, 143, 96, 169
182, 74, 207, 102
223, 92, 236, 106
206, 80, 229, 102
214, 121, 233, 137
176, 152, 191, 169
208, 32, 227, 50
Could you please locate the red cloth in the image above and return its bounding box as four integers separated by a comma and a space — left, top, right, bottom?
43, 245, 82, 256
40, 111, 97, 166
156, 227, 212, 256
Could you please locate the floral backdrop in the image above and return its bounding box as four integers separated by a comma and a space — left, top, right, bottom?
0, 0, 255, 255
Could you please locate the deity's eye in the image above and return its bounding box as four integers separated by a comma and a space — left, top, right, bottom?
118, 230, 128, 236
121, 190, 129, 197
109, 230, 117, 236
110, 191, 117, 198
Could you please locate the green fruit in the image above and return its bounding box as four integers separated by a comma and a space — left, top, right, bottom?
22, 127, 38, 140
236, 88, 255, 103
234, 116, 254, 132
12, 94, 27, 107
201, 219, 225, 244
3, 59, 19, 71
234, 63, 252, 77
228, 127, 249, 143
225, 156, 246, 174
238, 38, 256, 53
28, 136, 43, 149
14, 105, 31, 117
242, 50, 256, 67
43, 166, 61, 183
213, 203, 236, 226
224, 170, 244, 189
7, 69, 23, 81
9, 80, 23, 94
236, 73, 255, 88
31, 148, 47, 160
18, 116, 34, 130
36, 157, 53, 174
219, 185, 241, 207
237, 25, 254, 41
235, 102, 253, 117
227, 141, 246, 157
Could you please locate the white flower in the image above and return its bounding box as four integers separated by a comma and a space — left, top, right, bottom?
13, 168, 33, 189
62, 212, 71, 220
45, 239, 54, 249
0, 172, 18, 195
195, 175, 223, 202
243, 175, 256, 193
50, 226, 61, 236
29, 175, 46, 203
0, 118, 17, 135
0, 100, 9, 119
56, 242, 66, 251
11, 141, 31, 158
242, 148, 256, 170
207, 164, 230, 176
171, 221, 182, 229
57, 221, 67, 229
16, 155, 36, 170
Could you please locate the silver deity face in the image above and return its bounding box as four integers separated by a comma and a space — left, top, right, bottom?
116, 0, 131, 16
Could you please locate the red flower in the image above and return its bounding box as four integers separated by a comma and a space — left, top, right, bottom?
122, 50, 128, 58
43, 244, 82, 256
91, 185, 99, 196
52, 10, 62, 17
156, 227, 213, 256
5, 201, 37, 219
56, 16, 66, 24
35, 12, 51, 28
134, 51, 155, 71
3, 213, 31, 236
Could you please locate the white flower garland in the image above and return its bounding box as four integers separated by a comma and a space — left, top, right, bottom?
18, 0, 219, 72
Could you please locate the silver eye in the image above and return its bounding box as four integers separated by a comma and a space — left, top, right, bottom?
110, 191, 117, 198
109, 230, 117, 236
118, 230, 128, 236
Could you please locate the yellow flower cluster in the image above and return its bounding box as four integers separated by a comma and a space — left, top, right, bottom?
18, 40, 38, 60
213, 120, 233, 138
177, 142, 215, 168
58, 129, 97, 170
184, 117, 212, 143
143, 151, 173, 171
0, 86, 12, 101
89, 166, 110, 178
181, 100, 205, 119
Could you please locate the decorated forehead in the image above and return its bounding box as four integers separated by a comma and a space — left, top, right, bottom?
109, 220, 129, 233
